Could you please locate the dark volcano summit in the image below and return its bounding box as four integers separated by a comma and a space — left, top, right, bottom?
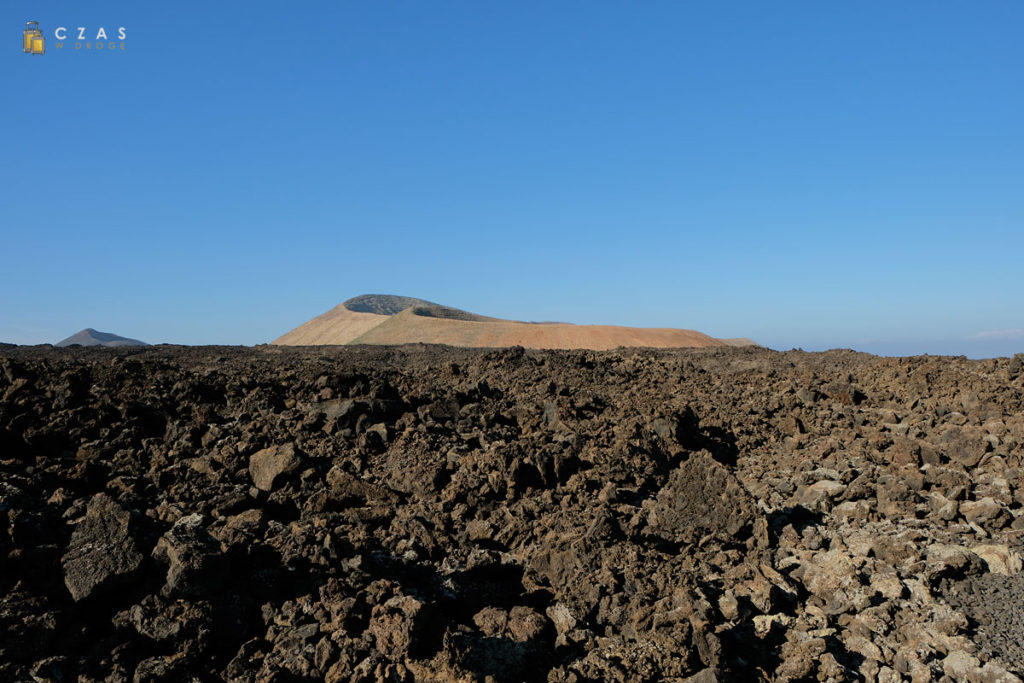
55, 328, 149, 348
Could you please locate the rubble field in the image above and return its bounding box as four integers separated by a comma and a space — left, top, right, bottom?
2, 343, 1023, 682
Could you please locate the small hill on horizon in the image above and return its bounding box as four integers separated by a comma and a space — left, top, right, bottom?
274, 294, 756, 350
719, 337, 759, 347
56, 329, 149, 348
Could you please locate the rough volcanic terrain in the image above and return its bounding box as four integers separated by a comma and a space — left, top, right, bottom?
1, 344, 1023, 682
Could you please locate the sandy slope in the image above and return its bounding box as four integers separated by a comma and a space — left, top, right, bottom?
273, 295, 734, 349
347, 308, 724, 350
273, 306, 388, 346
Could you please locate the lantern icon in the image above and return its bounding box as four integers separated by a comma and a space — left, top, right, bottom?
23, 21, 45, 54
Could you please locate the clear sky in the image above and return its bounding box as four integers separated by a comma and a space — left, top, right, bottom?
3, 2, 1022, 357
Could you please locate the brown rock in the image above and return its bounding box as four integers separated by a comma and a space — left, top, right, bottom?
472, 606, 508, 636
940, 426, 988, 468
249, 443, 302, 491
369, 595, 428, 660
61, 494, 144, 602
507, 606, 547, 642
798, 479, 845, 509
961, 497, 1007, 527
972, 544, 1023, 575
152, 514, 227, 598
545, 603, 578, 642
649, 451, 756, 543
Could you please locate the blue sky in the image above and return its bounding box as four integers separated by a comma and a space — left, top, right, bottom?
3, 2, 1022, 357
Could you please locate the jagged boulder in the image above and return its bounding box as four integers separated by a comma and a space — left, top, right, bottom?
648, 451, 757, 543
62, 493, 144, 601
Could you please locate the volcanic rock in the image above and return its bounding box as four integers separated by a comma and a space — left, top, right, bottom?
61, 493, 144, 601
2, 343, 1024, 681
369, 595, 430, 660
248, 443, 302, 492
152, 514, 227, 598
648, 450, 756, 543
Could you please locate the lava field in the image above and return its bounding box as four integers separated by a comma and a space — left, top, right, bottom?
2, 344, 1023, 682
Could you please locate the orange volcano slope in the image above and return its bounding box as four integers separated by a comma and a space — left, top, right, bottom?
272, 294, 750, 350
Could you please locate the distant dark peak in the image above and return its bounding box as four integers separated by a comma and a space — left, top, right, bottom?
56, 329, 149, 348
79, 329, 127, 343
343, 294, 441, 315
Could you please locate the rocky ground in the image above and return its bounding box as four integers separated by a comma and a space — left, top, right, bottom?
1, 343, 1023, 682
